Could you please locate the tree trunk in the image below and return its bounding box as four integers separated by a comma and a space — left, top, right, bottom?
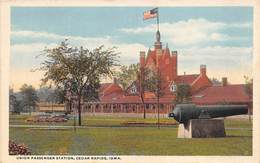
78, 95, 82, 126
157, 96, 160, 129
69, 100, 72, 113
141, 96, 146, 119
143, 103, 146, 119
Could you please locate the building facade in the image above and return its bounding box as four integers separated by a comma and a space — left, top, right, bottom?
73, 30, 252, 115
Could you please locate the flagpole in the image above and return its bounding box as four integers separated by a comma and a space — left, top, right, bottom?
157, 8, 159, 31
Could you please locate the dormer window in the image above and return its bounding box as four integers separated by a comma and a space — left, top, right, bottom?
170, 84, 177, 92
130, 85, 137, 94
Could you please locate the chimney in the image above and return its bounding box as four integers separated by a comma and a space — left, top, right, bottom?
200, 65, 206, 76
165, 43, 170, 55
172, 51, 178, 79
140, 51, 145, 68
222, 77, 228, 86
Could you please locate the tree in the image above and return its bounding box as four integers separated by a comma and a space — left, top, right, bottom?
9, 88, 24, 114
46, 87, 66, 104
115, 63, 139, 90
174, 83, 192, 104
115, 64, 160, 119
39, 40, 119, 126
244, 76, 253, 115
37, 86, 52, 102
244, 76, 253, 99
138, 66, 149, 119
138, 67, 159, 119
9, 88, 16, 113
20, 84, 39, 114
142, 68, 165, 128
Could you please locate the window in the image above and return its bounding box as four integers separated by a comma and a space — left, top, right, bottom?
130, 85, 137, 94
170, 84, 177, 92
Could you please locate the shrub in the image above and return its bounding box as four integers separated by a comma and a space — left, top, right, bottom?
9, 140, 31, 155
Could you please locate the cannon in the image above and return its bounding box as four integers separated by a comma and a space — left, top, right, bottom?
169, 104, 248, 124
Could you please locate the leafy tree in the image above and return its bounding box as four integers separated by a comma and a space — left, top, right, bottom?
20, 84, 39, 114
138, 67, 158, 119
116, 64, 162, 119
14, 100, 23, 114
174, 83, 192, 104
37, 86, 52, 102
46, 87, 66, 104
115, 63, 140, 90
37, 86, 65, 106
138, 66, 148, 119
39, 40, 119, 126
142, 68, 165, 128
244, 76, 253, 115
244, 76, 253, 99
9, 88, 17, 113
52, 87, 66, 104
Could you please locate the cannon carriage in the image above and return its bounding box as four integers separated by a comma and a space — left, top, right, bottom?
168, 104, 248, 138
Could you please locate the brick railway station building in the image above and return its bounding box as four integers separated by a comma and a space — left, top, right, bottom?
68, 30, 252, 115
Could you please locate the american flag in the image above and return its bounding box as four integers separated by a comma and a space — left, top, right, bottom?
143, 8, 158, 20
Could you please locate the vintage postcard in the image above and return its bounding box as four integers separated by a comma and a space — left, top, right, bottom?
0, 0, 260, 163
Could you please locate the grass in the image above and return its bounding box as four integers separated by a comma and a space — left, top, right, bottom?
9, 114, 252, 128
9, 114, 252, 155
9, 127, 252, 155
9, 114, 178, 126
223, 118, 252, 128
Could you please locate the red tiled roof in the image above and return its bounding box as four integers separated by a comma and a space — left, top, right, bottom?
99, 92, 124, 103
99, 83, 113, 92
99, 93, 175, 104
175, 74, 199, 84
99, 83, 123, 96
192, 84, 250, 105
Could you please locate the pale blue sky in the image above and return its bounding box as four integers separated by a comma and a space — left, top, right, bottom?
11, 7, 252, 46
10, 7, 253, 89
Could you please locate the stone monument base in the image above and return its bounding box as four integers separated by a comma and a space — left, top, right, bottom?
177, 119, 226, 138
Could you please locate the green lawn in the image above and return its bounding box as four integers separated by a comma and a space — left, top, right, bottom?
9, 114, 178, 126
9, 127, 252, 155
9, 114, 252, 128
9, 115, 252, 155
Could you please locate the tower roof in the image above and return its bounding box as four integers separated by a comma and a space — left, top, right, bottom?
154, 30, 162, 49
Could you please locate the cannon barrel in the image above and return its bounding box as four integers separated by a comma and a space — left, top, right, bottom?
168, 104, 248, 123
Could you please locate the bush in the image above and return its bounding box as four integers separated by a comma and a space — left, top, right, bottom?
9, 140, 31, 155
